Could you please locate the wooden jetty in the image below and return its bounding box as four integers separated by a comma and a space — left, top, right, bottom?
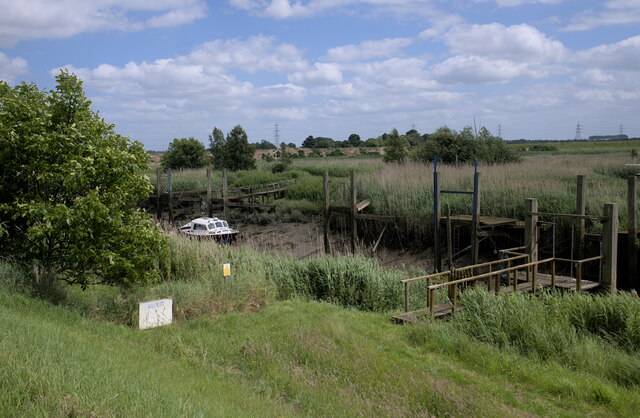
143, 168, 295, 221
392, 253, 603, 323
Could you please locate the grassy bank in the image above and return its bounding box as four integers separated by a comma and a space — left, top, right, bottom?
3, 284, 640, 416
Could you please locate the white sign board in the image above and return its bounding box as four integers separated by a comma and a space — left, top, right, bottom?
139, 298, 173, 329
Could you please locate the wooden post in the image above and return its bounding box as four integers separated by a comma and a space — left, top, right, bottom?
576, 263, 582, 292
206, 167, 212, 217
403, 282, 409, 313
167, 168, 173, 222
524, 198, 539, 275
629, 176, 638, 290
350, 170, 357, 255
602, 202, 619, 293
156, 167, 162, 220
433, 157, 441, 272
446, 204, 454, 269
222, 169, 229, 220
575, 175, 586, 260
323, 170, 330, 255
471, 171, 481, 265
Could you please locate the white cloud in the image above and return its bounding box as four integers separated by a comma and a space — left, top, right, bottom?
288, 63, 343, 85
326, 37, 413, 62
48, 35, 312, 144
575, 35, 640, 72
419, 13, 464, 39
182, 35, 308, 73
432, 55, 541, 84
471, 0, 563, 5
0, 0, 207, 46
443, 23, 567, 63
230, 0, 448, 19
0, 53, 29, 83
564, 0, 640, 31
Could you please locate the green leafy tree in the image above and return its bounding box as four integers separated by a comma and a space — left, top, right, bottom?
223, 125, 256, 171
0, 71, 166, 289
383, 129, 407, 163
348, 133, 361, 147
161, 137, 207, 170
254, 139, 277, 150
209, 127, 227, 170
413, 126, 519, 165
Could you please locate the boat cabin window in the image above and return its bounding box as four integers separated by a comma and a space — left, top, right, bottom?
215, 221, 223, 228
207, 223, 215, 230
223, 221, 228, 227
194, 224, 207, 231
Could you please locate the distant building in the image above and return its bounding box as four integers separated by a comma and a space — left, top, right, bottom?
588, 134, 629, 141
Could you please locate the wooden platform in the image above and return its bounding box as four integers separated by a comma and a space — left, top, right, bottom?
393, 273, 600, 323
442, 215, 523, 228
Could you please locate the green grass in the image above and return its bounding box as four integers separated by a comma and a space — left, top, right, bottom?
3, 284, 640, 416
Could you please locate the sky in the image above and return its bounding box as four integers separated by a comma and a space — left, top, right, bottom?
1, 0, 639, 150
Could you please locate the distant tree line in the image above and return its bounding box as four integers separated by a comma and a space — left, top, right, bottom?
161, 123, 520, 170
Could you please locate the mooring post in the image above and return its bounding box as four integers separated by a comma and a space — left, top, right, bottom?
471, 166, 481, 265
323, 170, 330, 255
446, 204, 454, 270
222, 169, 229, 220
575, 175, 586, 260
629, 176, 638, 290
524, 198, 539, 276
433, 156, 441, 272
350, 169, 357, 255
602, 202, 619, 293
206, 167, 212, 217
156, 167, 162, 221
167, 168, 173, 222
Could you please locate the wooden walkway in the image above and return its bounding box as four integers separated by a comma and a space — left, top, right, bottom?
392, 255, 602, 324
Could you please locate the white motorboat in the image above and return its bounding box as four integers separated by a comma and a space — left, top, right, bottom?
178, 217, 239, 243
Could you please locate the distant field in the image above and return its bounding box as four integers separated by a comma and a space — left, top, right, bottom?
511, 139, 640, 154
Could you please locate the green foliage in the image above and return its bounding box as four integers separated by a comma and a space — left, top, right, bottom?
364, 137, 381, 147
0, 71, 167, 288
302, 135, 334, 148
444, 288, 640, 386
347, 133, 361, 146
254, 139, 277, 149
209, 125, 256, 171
414, 126, 520, 165
208, 126, 227, 169
383, 128, 407, 163
208, 125, 258, 171
271, 161, 290, 173
160, 137, 208, 170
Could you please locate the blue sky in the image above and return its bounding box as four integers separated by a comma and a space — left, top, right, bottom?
1, 0, 639, 149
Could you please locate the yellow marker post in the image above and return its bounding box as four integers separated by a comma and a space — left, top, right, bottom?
223, 263, 231, 277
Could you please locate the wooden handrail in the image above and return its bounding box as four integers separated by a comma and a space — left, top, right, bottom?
553, 255, 603, 265
428, 258, 555, 290
527, 212, 607, 221
401, 254, 529, 284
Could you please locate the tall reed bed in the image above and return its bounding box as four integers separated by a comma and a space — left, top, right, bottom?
359, 154, 633, 241
2, 234, 409, 324
410, 288, 640, 387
